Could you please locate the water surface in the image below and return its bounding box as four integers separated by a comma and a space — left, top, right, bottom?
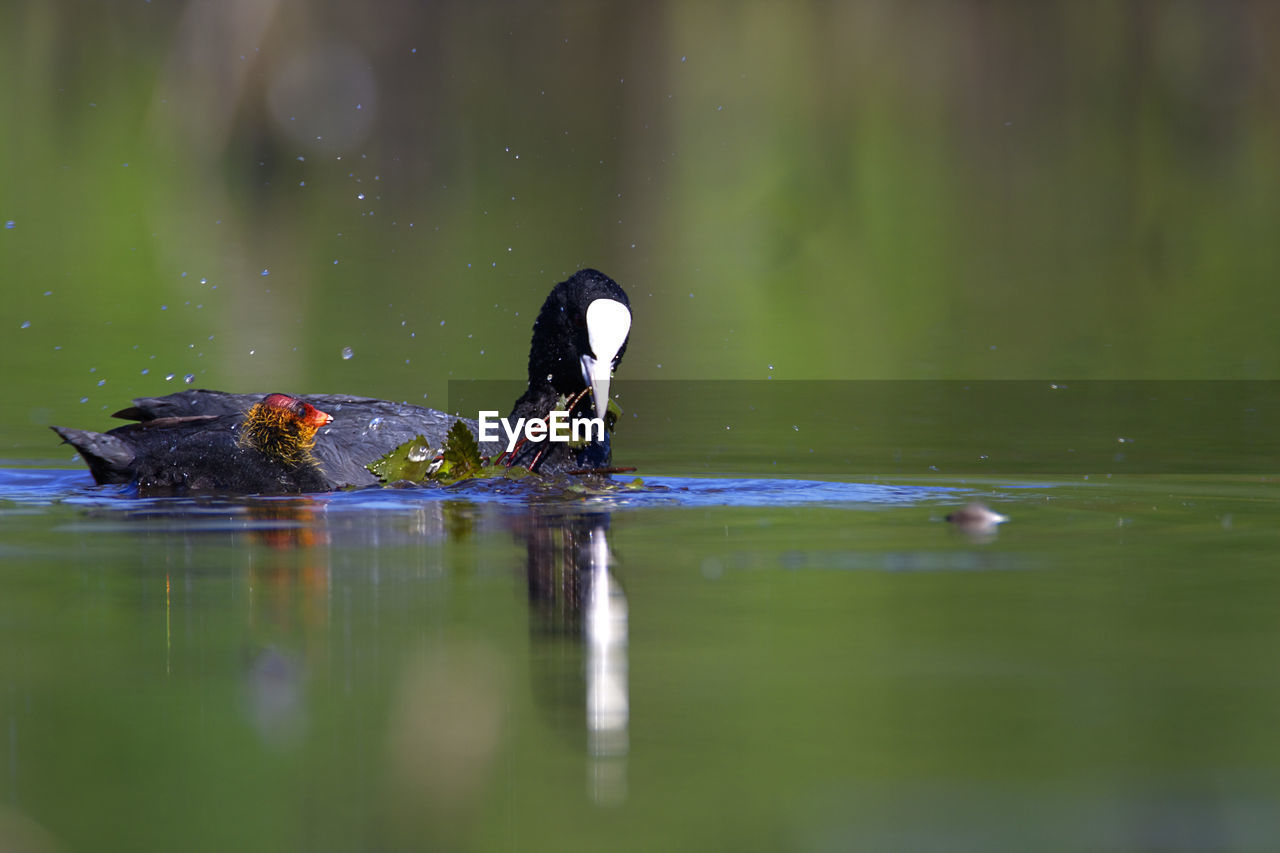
2, 467, 1278, 852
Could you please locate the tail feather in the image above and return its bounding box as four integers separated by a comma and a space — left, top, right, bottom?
50, 426, 136, 484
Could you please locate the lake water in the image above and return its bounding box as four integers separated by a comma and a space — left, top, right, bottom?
2, 463, 1278, 852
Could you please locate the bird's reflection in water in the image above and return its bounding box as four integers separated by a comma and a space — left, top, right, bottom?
584, 525, 629, 798
519, 509, 630, 805
155, 494, 632, 805
241, 499, 330, 749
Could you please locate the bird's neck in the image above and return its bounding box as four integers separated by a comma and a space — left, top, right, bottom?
509, 367, 598, 423
239, 405, 320, 469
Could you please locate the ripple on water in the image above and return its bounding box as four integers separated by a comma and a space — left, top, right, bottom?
0, 468, 962, 511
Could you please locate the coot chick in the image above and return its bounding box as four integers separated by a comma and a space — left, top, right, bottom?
53, 269, 631, 492
52, 393, 333, 495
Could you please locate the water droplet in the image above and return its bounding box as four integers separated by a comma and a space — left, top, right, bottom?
199, 277, 207, 284
260, 268, 270, 276
357, 192, 365, 200
341, 346, 354, 360
165, 373, 174, 381
4, 221, 15, 229
79, 397, 88, 404
368, 417, 383, 430
183, 373, 195, 384
407, 443, 430, 462
97, 379, 106, 387
140, 369, 149, 375
19, 320, 30, 329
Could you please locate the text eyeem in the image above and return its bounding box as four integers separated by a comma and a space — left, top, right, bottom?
477, 410, 604, 453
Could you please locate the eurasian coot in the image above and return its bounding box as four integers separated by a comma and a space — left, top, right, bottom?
52, 393, 334, 494
53, 269, 631, 493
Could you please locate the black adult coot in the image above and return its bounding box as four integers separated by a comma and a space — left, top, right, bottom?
53, 269, 632, 494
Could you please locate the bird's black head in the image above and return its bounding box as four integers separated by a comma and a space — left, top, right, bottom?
525, 268, 631, 418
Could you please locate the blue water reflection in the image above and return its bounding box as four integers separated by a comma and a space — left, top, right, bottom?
0, 468, 968, 512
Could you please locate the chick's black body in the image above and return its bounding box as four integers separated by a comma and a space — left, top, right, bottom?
52, 270, 631, 494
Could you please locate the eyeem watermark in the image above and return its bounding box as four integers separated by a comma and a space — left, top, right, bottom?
478, 410, 605, 453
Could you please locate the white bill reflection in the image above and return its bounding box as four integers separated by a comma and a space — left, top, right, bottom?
582, 524, 629, 804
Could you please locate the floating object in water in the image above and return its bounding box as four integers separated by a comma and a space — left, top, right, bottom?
945, 502, 1009, 535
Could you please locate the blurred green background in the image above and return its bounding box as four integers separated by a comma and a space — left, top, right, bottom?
4, 0, 1280, 458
